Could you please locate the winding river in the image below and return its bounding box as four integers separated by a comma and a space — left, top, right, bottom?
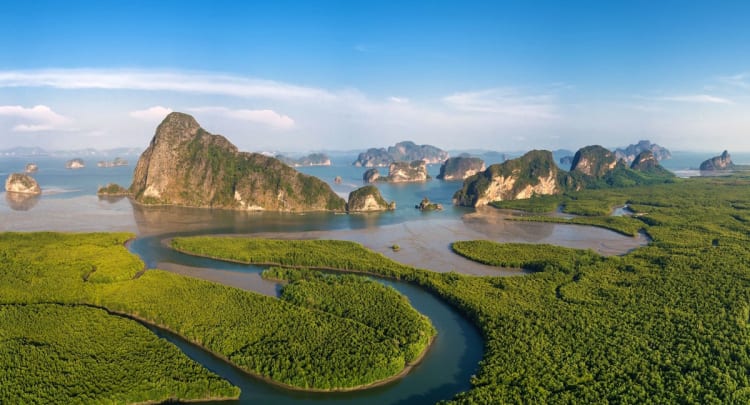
129, 234, 484, 405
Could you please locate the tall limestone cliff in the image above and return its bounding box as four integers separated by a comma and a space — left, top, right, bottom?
347, 185, 395, 212
700, 150, 735, 171
453, 150, 562, 207
437, 156, 486, 181
570, 145, 618, 178
130, 112, 346, 212
353, 141, 449, 167
387, 160, 429, 183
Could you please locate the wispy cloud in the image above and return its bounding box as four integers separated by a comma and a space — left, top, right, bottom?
656, 94, 734, 105
188, 106, 295, 130
388, 96, 409, 104
0, 69, 335, 101
0, 104, 73, 132
442, 88, 559, 118
130, 105, 173, 121
718, 72, 750, 89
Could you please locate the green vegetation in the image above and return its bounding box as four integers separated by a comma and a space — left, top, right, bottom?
176, 176, 750, 403
507, 215, 645, 237
96, 183, 130, 196
0, 304, 238, 404
262, 267, 434, 363
0, 232, 433, 400
490, 194, 563, 212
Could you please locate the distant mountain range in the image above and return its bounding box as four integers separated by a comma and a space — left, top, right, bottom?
0, 147, 142, 158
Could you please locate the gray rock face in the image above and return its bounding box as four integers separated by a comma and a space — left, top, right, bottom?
363, 168, 381, 183
630, 151, 659, 171
129, 112, 346, 212
347, 185, 394, 212
5, 173, 41, 195
353, 141, 448, 167
700, 150, 735, 171
437, 157, 486, 181
614, 140, 672, 163
387, 161, 429, 183
65, 158, 85, 169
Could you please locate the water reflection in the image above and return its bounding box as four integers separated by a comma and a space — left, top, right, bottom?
4, 192, 40, 211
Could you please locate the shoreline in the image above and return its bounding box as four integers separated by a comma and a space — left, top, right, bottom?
126, 242, 437, 394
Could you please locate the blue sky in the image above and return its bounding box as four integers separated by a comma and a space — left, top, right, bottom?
1, 0, 749, 152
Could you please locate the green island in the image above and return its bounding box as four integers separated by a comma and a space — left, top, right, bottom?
0, 232, 435, 402
173, 176, 750, 404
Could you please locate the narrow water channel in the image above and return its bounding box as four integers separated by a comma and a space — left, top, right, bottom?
128, 235, 484, 405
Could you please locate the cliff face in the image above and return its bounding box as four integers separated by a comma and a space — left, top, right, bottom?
453, 150, 561, 207
387, 161, 429, 182
276, 153, 331, 167
347, 185, 394, 212
437, 157, 486, 181
353, 141, 448, 167
571, 145, 618, 178
614, 140, 672, 163
5, 173, 41, 195
363, 168, 381, 183
629, 151, 659, 171
130, 112, 346, 212
65, 158, 85, 169
700, 150, 735, 171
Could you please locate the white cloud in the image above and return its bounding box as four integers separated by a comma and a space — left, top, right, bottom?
442, 88, 559, 118
388, 96, 409, 104
0, 104, 72, 132
189, 106, 295, 130
657, 94, 734, 105
130, 105, 173, 121
0, 69, 335, 101
718, 73, 750, 89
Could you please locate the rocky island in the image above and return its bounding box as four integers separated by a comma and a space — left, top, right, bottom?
65, 158, 85, 169
97, 157, 128, 168
347, 185, 396, 212
700, 150, 735, 171
437, 156, 485, 180
363, 160, 429, 183
454, 145, 675, 207
25, 163, 38, 173
416, 197, 442, 211
97, 183, 130, 196
129, 112, 346, 212
276, 153, 332, 167
353, 141, 449, 167
5, 173, 42, 195
614, 140, 672, 163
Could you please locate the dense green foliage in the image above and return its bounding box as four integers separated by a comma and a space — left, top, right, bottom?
263, 267, 434, 363
177, 177, 750, 403
96, 183, 129, 196
453, 150, 561, 206
0, 232, 432, 397
0, 304, 238, 404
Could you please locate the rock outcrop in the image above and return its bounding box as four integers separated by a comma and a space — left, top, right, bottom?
363, 168, 381, 183
347, 185, 395, 212
614, 140, 672, 163
353, 141, 448, 167
570, 145, 618, 178
629, 151, 659, 171
276, 153, 332, 167
700, 150, 735, 171
97, 183, 130, 196
65, 158, 85, 169
25, 163, 38, 173
437, 157, 486, 181
386, 160, 429, 183
5, 173, 41, 195
129, 112, 346, 212
97, 157, 128, 168
415, 197, 442, 211
453, 150, 562, 207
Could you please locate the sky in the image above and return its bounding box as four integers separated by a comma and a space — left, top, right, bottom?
1, 0, 749, 153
